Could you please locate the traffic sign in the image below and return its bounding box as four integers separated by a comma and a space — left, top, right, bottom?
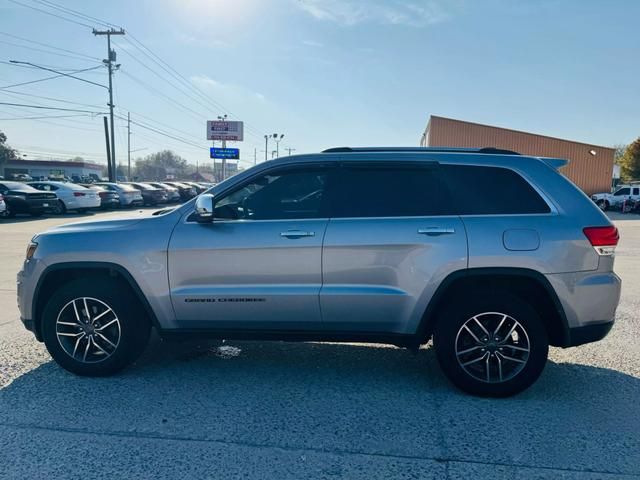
210, 147, 240, 159
207, 120, 244, 141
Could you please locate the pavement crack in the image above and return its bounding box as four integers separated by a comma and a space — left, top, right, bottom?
0, 421, 637, 478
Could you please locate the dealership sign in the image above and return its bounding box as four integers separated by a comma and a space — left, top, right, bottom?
206, 120, 244, 141
210, 147, 240, 159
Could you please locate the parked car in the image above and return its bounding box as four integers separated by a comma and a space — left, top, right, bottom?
10, 173, 32, 182
125, 182, 168, 206
181, 181, 207, 195
147, 182, 181, 203
163, 181, 197, 201
18, 147, 622, 397
28, 181, 100, 214
81, 184, 120, 210
0, 193, 5, 216
94, 182, 143, 208
0, 181, 57, 217
591, 184, 640, 211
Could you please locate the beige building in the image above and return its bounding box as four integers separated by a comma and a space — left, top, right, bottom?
420, 116, 615, 195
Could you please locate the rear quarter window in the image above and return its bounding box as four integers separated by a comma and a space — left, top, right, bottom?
442, 165, 551, 215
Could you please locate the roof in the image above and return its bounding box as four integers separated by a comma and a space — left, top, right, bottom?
426, 115, 615, 152
322, 146, 521, 155
4, 159, 105, 170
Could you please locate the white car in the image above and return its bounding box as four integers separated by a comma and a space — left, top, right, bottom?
591, 184, 640, 211
28, 181, 100, 214
95, 182, 144, 208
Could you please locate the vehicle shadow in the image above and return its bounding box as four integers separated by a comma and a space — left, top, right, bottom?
1, 340, 638, 476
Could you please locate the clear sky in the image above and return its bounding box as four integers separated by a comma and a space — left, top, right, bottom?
1, 0, 638, 169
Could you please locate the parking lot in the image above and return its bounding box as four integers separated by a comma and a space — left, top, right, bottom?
0, 210, 639, 479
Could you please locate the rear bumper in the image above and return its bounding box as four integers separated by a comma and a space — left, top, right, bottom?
545, 271, 621, 329
567, 321, 614, 347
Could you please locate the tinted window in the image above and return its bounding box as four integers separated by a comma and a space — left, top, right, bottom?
214, 168, 329, 220
442, 165, 550, 215
614, 188, 630, 196
633, 188, 639, 195
331, 164, 450, 217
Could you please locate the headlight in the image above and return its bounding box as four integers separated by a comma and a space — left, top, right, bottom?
25, 241, 38, 261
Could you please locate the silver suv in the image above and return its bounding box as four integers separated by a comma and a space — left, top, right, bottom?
17, 147, 621, 396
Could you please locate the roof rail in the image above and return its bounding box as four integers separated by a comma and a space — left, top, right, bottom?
322, 146, 521, 155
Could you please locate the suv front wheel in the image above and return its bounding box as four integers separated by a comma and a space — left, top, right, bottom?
41, 277, 151, 376
433, 291, 548, 397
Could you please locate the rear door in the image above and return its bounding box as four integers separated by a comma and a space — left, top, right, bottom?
320, 161, 467, 334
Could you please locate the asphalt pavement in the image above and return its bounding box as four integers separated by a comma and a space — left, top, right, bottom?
0, 210, 639, 479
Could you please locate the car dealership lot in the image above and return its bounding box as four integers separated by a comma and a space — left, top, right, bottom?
0, 211, 639, 479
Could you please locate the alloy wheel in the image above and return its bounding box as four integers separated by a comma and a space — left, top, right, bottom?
455, 311, 530, 383
55, 297, 121, 363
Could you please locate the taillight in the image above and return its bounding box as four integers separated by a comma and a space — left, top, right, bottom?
0, 194, 3, 201
98, 191, 107, 198
73, 192, 86, 197
583, 226, 619, 256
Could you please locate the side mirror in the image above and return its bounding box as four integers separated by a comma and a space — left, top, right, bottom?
194, 193, 214, 223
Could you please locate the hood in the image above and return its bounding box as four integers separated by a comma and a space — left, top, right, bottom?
42, 215, 146, 235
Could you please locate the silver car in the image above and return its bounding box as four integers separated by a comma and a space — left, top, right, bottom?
17, 147, 621, 396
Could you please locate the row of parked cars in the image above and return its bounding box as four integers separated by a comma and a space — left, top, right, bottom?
0, 180, 212, 218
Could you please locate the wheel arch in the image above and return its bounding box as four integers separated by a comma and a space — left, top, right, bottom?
417, 267, 570, 347
32, 262, 161, 341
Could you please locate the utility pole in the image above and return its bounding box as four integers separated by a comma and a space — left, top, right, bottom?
217, 114, 227, 180
254, 148, 257, 165
264, 135, 269, 162
286, 147, 296, 156
127, 112, 131, 180
93, 28, 125, 182
103, 117, 112, 180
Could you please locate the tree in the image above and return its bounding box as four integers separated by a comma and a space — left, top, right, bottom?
619, 138, 640, 182
70, 156, 85, 163
0, 130, 19, 173
613, 144, 627, 165
134, 150, 189, 180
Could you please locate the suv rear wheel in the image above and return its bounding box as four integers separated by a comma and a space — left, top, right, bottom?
41, 277, 151, 376
433, 291, 548, 397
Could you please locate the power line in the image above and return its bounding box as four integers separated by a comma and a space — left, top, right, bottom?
0, 89, 105, 109
0, 34, 101, 61
0, 113, 92, 120
0, 101, 105, 114
0, 64, 104, 89
8, 0, 95, 28
32, 0, 118, 28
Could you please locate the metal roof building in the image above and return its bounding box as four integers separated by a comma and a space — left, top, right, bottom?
2, 159, 104, 180
420, 116, 615, 194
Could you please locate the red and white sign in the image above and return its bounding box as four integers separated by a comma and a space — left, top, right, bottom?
206, 120, 244, 141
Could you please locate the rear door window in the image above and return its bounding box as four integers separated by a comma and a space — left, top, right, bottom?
441, 165, 551, 215
330, 163, 452, 217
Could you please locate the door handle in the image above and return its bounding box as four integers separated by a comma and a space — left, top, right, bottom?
418, 227, 455, 236
281, 230, 315, 238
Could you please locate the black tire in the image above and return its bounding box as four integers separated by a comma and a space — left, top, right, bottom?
52, 200, 66, 215
433, 291, 548, 397
597, 199, 609, 211
3, 203, 15, 218
41, 277, 151, 376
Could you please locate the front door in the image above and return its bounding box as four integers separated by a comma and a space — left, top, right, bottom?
168, 165, 332, 330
